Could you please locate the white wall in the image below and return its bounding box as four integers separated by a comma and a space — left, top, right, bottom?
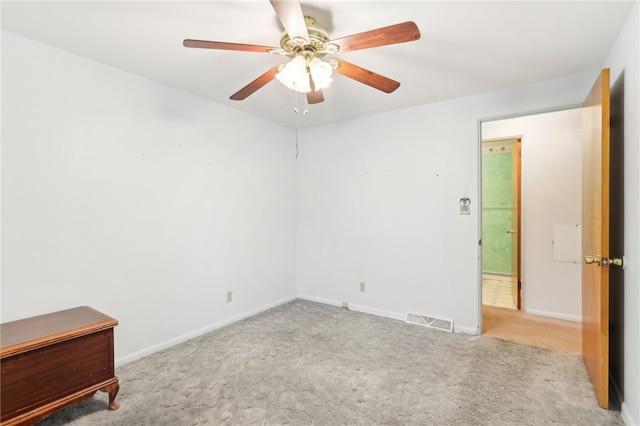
603, 3, 640, 425
482, 109, 583, 321
1, 31, 298, 364
296, 72, 597, 334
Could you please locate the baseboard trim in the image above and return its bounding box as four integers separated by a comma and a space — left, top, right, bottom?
115, 294, 297, 366
117, 294, 484, 366
621, 402, 636, 426
298, 295, 406, 322
348, 303, 405, 321
453, 324, 481, 335
297, 294, 343, 308
297, 295, 478, 335
523, 308, 581, 323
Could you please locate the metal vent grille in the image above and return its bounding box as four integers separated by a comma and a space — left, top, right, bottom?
405, 312, 453, 332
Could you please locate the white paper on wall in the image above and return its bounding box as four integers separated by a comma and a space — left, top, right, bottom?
552, 224, 581, 262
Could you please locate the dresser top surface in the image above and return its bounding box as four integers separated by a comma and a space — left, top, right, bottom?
1, 306, 118, 357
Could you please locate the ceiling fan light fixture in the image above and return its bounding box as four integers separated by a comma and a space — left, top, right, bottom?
184, 1, 421, 103
276, 55, 310, 92
276, 55, 332, 94
308, 57, 333, 90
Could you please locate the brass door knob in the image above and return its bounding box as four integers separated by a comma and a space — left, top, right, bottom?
584, 256, 601, 266
610, 257, 625, 268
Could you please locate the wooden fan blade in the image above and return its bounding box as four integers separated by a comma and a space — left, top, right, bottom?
332, 59, 400, 93
230, 65, 280, 101
183, 39, 276, 53
306, 90, 324, 104
306, 74, 324, 104
329, 21, 420, 53
269, 0, 309, 41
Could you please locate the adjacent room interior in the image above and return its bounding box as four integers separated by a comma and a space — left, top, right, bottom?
480, 110, 584, 354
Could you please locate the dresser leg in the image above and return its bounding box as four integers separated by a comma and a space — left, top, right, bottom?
100, 380, 120, 410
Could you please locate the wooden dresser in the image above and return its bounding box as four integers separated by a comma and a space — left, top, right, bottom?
0, 306, 120, 425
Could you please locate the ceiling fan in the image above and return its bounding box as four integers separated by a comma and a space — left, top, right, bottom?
183, 0, 421, 104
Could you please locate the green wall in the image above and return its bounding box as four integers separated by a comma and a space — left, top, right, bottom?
482, 150, 513, 275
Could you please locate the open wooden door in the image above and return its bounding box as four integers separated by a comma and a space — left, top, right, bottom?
509, 139, 522, 309
581, 68, 610, 408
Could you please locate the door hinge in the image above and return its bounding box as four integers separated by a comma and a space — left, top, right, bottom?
518, 281, 522, 290
479, 239, 482, 246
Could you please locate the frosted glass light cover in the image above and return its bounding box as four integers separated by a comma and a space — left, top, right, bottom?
276, 56, 311, 93
309, 57, 333, 90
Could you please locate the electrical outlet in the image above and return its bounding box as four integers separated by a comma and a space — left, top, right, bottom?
226, 291, 232, 303
360, 282, 366, 292
341, 301, 349, 309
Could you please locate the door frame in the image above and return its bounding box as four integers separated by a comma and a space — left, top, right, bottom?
511, 138, 522, 309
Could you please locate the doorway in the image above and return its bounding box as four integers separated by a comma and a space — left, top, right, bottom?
480, 108, 584, 350
480, 108, 583, 321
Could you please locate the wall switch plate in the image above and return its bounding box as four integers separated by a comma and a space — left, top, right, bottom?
226, 291, 232, 303
360, 282, 366, 292
459, 197, 471, 215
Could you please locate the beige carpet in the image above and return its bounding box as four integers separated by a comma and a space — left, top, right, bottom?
38, 300, 621, 425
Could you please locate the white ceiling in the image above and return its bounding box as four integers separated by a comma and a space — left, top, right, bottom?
1, 1, 635, 128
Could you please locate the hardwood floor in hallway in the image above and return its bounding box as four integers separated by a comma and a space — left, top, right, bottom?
483, 305, 581, 354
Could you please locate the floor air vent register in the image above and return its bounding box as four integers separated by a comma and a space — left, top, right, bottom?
405, 313, 454, 332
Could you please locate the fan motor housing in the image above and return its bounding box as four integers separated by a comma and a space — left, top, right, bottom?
279, 16, 333, 58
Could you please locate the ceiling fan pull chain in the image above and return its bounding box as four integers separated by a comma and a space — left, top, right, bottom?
291, 91, 310, 159
295, 91, 300, 159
